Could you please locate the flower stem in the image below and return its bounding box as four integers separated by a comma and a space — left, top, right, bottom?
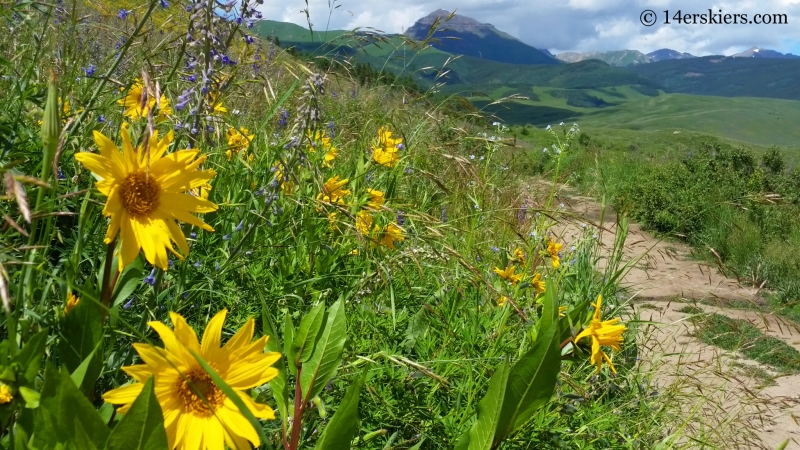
99, 241, 117, 321
288, 364, 304, 450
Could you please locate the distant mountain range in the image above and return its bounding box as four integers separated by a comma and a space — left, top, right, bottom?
253, 11, 800, 102
403, 9, 560, 65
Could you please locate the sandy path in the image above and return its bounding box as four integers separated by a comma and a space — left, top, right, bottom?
532, 182, 800, 449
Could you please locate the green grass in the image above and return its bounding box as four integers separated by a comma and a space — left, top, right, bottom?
691, 313, 800, 374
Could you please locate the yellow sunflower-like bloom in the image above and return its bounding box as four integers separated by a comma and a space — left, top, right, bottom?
514, 247, 525, 264
494, 265, 523, 285
118, 79, 172, 120
355, 210, 373, 236
531, 273, 546, 295
316, 176, 351, 205
0, 383, 12, 404
366, 188, 385, 210
547, 239, 563, 268
323, 145, 337, 168
225, 127, 254, 160
65, 292, 80, 314
574, 295, 627, 374
372, 126, 403, 168
103, 310, 280, 450
378, 223, 404, 250
74, 130, 217, 271
306, 130, 337, 168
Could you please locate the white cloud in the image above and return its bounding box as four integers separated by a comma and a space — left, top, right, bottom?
255, 0, 800, 55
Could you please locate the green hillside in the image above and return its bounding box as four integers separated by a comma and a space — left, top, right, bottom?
627, 56, 800, 100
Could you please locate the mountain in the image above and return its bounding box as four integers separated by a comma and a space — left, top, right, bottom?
404, 9, 560, 65
556, 50, 650, 66
626, 56, 800, 100
646, 48, 694, 62
730, 46, 800, 59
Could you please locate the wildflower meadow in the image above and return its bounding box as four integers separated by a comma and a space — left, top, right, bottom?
0, 1, 687, 449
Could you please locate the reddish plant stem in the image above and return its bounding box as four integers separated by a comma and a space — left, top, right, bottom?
288, 364, 304, 450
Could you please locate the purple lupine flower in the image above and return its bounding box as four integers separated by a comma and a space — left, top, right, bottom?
236, 220, 244, 231
84, 64, 96, 76
327, 120, 335, 138
144, 269, 156, 286
117, 9, 129, 20
57, 168, 66, 180
98, 115, 106, 123
194, 261, 202, 268
159, 0, 169, 8
396, 210, 405, 226
190, 232, 197, 239
123, 297, 135, 309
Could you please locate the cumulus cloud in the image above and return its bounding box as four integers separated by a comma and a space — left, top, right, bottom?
255, 0, 800, 55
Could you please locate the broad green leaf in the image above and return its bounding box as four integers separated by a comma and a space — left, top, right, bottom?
454, 360, 510, 450
315, 371, 367, 450
32, 364, 110, 450
493, 280, 561, 443
104, 377, 168, 450
70, 340, 103, 394
292, 302, 326, 364
401, 306, 430, 352
110, 257, 144, 308
17, 386, 40, 409
11, 329, 48, 384
300, 299, 347, 402
58, 295, 103, 377
284, 313, 297, 376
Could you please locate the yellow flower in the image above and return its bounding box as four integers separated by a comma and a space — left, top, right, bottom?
373, 147, 400, 168
355, 210, 374, 236
366, 188, 385, 209
226, 127, 254, 159
497, 296, 509, 307
547, 239, 563, 268
74, 130, 217, 271
514, 247, 525, 264
575, 295, 627, 374
272, 162, 294, 193
118, 79, 172, 120
493, 265, 523, 285
350, 249, 359, 255
531, 273, 546, 295
65, 292, 80, 314
208, 91, 227, 115
0, 383, 12, 404
559, 306, 567, 318
379, 223, 404, 250
103, 310, 280, 450
328, 212, 339, 232
316, 176, 351, 205
323, 146, 337, 168
372, 126, 402, 168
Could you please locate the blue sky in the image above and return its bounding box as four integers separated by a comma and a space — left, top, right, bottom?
256, 0, 800, 56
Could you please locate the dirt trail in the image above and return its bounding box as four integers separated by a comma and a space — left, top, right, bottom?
534, 182, 800, 449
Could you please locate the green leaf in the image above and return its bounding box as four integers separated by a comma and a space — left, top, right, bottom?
11, 329, 48, 384
292, 302, 326, 364
32, 364, 110, 450
493, 280, 561, 443
110, 257, 143, 308
315, 371, 366, 450
560, 295, 592, 345
17, 386, 40, 409
59, 295, 103, 377
300, 299, 347, 402
284, 313, 297, 377
454, 360, 510, 450
104, 377, 168, 450
70, 340, 103, 394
